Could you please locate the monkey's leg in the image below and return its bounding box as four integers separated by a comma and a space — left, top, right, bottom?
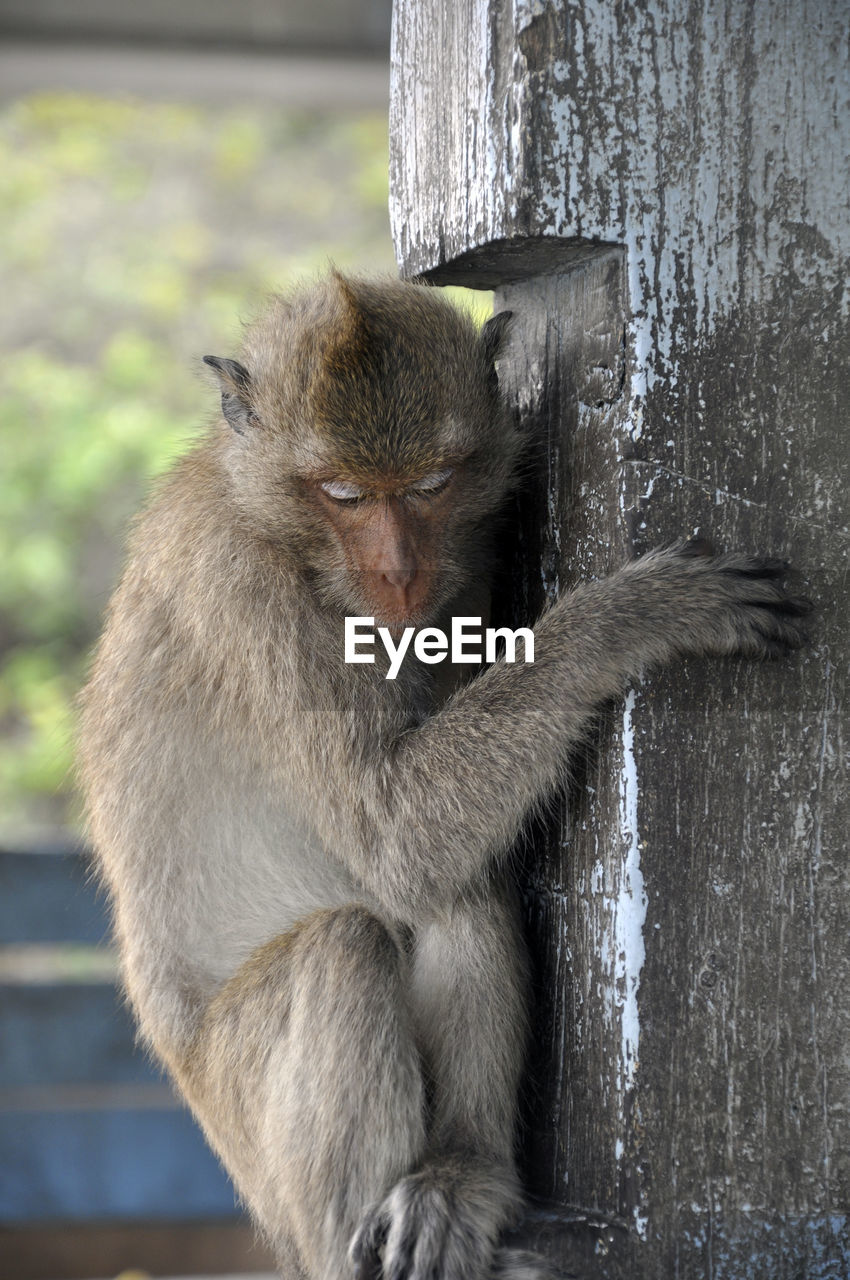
351, 883, 548, 1280
182, 905, 425, 1280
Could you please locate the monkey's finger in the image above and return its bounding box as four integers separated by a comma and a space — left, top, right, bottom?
677, 536, 716, 559
732, 590, 813, 616
752, 595, 813, 617
742, 608, 812, 654
719, 555, 790, 578
718, 562, 814, 612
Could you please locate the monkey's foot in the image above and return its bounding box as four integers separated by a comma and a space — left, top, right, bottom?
350, 1161, 518, 1280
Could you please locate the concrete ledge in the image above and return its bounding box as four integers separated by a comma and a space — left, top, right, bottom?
0, 40, 389, 107
0, 1222, 276, 1280
0, 0, 391, 54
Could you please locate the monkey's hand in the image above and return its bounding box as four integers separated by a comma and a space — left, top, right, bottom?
349, 1159, 527, 1280
623, 543, 813, 662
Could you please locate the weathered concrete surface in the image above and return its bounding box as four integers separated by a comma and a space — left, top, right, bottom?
391, 0, 850, 386
392, 2, 849, 1276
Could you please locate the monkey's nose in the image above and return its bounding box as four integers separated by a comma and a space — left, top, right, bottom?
382, 567, 416, 589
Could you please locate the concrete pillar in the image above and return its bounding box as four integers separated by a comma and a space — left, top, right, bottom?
390, 3, 850, 1275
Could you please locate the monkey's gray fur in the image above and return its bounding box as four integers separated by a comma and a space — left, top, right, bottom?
78, 274, 809, 1280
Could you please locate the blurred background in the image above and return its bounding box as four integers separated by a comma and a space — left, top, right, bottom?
0, 4, 484, 1277
0, 1, 397, 846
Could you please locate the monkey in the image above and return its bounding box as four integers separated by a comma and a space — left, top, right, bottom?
77, 272, 810, 1280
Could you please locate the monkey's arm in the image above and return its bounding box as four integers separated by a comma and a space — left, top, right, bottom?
319, 546, 809, 922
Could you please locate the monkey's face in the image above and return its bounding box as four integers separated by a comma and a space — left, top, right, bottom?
206, 274, 520, 629
304, 465, 472, 629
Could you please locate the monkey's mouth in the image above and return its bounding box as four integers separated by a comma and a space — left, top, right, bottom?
369, 603, 437, 634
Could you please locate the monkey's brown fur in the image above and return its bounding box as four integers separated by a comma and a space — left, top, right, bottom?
78, 274, 809, 1280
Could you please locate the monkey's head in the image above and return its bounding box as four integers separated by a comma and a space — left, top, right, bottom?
204, 273, 520, 629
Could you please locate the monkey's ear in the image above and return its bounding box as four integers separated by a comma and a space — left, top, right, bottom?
481, 311, 513, 365
203, 355, 256, 435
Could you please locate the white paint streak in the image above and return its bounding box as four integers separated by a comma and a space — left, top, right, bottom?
616, 687, 647, 1096
591, 685, 648, 1215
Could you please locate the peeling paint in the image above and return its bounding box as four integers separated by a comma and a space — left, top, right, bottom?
391, 0, 850, 421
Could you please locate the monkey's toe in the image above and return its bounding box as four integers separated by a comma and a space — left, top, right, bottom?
349, 1203, 390, 1280
351, 1170, 494, 1280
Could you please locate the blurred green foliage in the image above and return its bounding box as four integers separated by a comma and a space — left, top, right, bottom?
0, 92, 492, 840
0, 92, 405, 839
0, 92, 492, 841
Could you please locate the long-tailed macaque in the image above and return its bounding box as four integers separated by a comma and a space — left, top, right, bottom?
78, 274, 809, 1280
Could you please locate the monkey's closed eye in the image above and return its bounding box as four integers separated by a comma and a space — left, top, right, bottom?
410, 468, 453, 496
321, 480, 366, 504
